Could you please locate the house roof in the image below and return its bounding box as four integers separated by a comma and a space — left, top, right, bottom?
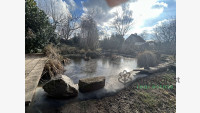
126, 33, 145, 43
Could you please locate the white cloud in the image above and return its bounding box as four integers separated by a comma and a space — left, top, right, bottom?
35, 0, 77, 22
35, 0, 78, 37
125, 0, 168, 36
81, 0, 113, 25
136, 19, 175, 36
68, 0, 76, 8
66, 0, 77, 11
154, 2, 168, 7
81, 0, 168, 38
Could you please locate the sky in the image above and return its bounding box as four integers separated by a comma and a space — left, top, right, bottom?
36, 0, 176, 39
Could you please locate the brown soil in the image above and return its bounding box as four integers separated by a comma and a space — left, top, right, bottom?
41, 70, 176, 113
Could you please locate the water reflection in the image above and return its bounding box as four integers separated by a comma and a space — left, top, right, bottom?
64, 57, 137, 84
27, 57, 147, 113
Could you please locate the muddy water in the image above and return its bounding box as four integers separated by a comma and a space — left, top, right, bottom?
26, 57, 147, 113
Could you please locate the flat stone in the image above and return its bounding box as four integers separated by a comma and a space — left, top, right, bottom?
79, 76, 105, 93
134, 61, 173, 74
133, 68, 145, 71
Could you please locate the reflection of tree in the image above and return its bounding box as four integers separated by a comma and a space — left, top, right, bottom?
108, 58, 122, 68
68, 57, 137, 80
102, 58, 109, 66
84, 60, 97, 76
72, 58, 82, 65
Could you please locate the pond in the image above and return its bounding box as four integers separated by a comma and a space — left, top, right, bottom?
64, 57, 138, 84
26, 56, 148, 113
62, 56, 147, 99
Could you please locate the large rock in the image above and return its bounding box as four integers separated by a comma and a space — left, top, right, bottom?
79, 76, 105, 93
43, 75, 78, 98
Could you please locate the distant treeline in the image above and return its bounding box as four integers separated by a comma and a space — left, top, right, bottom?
25, 0, 176, 56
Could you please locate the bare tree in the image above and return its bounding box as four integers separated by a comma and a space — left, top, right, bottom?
154, 19, 176, 55
37, 0, 70, 26
140, 30, 148, 40
80, 15, 99, 50
112, 4, 134, 36
60, 14, 80, 40
37, 0, 80, 39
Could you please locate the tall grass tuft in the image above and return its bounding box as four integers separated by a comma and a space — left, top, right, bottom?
42, 44, 64, 78
43, 44, 63, 61
137, 51, 158, 69
43, 59, 64, 78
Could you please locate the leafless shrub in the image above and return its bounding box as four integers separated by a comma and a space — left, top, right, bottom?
137, 51, 158, 69
42, 44, 70, 79
43, 44, 63, 60
43, 59, 64, 78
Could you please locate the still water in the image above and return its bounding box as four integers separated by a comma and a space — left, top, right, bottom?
64, 57, 138, 84
27, 57, 148, 113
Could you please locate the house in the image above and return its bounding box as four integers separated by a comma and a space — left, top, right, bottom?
124, 33, 146, 46
122, 33, 146, 52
